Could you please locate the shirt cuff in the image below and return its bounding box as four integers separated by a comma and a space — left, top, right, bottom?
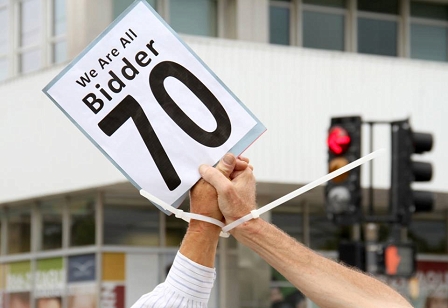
165, 251, 216, 303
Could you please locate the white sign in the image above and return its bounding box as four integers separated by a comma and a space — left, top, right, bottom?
43, 0, 265, 210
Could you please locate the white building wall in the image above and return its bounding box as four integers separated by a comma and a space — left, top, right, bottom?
1, 36, 447, 204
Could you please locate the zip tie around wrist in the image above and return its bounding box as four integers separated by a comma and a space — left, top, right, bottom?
222, 210, 259, 233
139, 189, 229, 238
140, 149, 384, 237
222, 149, 386, 233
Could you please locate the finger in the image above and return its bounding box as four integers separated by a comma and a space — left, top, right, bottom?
234, 159, 248, 171
215, 153, 236, 178
238, 156, 249, 163
230, 165, 253, 180
199, 164, 232, 193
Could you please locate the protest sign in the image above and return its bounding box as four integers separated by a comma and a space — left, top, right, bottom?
43, 0, 265, 210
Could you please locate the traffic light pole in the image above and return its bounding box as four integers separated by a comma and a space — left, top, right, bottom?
328, 117, 430, 277
363, 120, 399, 224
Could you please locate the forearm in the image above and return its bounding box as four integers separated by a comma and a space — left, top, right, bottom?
179, 220, 221, 268
233, 219, 412, 308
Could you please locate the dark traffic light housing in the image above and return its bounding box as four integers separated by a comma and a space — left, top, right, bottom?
325, 116, 362, 225
389, 120, 434, 226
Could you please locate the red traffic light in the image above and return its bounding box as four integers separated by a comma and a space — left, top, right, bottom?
327, 126, 351, 155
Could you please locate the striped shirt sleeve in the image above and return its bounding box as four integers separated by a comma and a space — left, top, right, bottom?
130, 251, 216, 308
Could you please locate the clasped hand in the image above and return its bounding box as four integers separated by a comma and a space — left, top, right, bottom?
189, 153, 257, 233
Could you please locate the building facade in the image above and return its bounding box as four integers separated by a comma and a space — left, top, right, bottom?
1, 0, 448, 307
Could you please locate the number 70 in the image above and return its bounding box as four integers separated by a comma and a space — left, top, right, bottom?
98, 61, 232, 191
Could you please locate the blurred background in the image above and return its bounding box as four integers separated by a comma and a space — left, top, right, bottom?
1, 0, 448, 307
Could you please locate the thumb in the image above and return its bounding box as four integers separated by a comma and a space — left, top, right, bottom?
215, 153, 236, 178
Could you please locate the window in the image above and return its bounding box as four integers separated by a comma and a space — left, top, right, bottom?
170, 0, 218, 37
358, 18, 398, 56
357, 0, 399, 56
40, 199, 63, 250
7, 205, 31, 254
302, 0, 346, 51
270, 1, 292, 45
114, 0, 218, 37
70, 196, 95, 247
18, 0, 42, 73
0, 1, 8, 81
113, 0, 156, 19
0, 0, 67, 81
52, 0, 67, 64
410, 1, 448, 62
103, 196, 160, 246
268, 0, 448, 59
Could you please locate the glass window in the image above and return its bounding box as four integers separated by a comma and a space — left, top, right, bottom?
269, 4, 290, 45
411, 2, 448, 21
103, 196, 160, 246
70, 196, 95, 247
303, 11, 345, 51
358, 18, 398, 56
170, 0, 217, 37
40, 200, 63, 251
113, 0, 133, 18
19, 0, 41, 47
8, 206, 31, 254
19, 49, 41, 73
411, 24, 447, 61
19, 0, 41, 73
358, 0, 399, 15
51, 0, 67, 64
303, 0, 346, 8
0, 7, 8, 54
113, 0, 156, 19
53, 40, 67, 64
53, 0, 66, 36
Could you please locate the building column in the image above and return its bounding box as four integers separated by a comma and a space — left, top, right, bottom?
66, 0, 113, 59
234, 0, 269, 43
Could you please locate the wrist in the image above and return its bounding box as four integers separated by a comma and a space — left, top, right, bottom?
180, 222, 221, 268
188, 219, 222, 235
231, 217, 266, 240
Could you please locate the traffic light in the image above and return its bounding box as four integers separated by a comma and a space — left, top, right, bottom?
377, 242, 416, 277
389, 120, 434, 226
325, 116, 362, 225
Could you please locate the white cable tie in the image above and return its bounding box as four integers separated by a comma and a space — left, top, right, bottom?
139, 189, 228, 237
222, 212, 256, 233
188, 213, 225, 228
222, 149, 385, 233
250, 209, 260, 219
174, 209, 190, 222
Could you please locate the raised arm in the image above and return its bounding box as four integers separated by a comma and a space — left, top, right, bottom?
132, 153, 248, 308
199, 154, 413, 308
